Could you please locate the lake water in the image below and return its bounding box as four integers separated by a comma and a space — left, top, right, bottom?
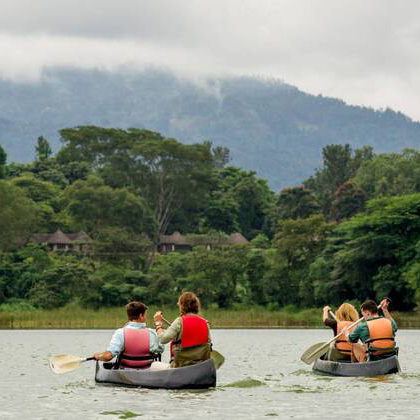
1, 329, 419, 419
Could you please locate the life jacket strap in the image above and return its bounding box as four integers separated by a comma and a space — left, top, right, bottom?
120, 354, 158, 361
366, 337, 395, 343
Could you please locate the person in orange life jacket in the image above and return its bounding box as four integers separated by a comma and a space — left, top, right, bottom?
322, 303, 359, 360
344, 299, 397, 363
93, 301, 164, 367
154, 292, 212, 368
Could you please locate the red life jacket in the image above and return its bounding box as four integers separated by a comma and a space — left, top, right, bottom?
367, 318, 395, 350
335, 321, 355, 354
119, 328, 154, 368
180, 315, 209, 349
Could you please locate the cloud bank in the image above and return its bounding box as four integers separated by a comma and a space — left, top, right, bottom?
1, 0, 419, 119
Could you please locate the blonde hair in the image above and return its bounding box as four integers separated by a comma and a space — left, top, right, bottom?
335, 303, 359, 322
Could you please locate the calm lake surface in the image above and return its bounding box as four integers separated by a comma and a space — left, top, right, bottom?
1, 329, 419, 419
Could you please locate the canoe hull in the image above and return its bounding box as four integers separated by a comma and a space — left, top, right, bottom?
95, 358, 216, 389
313, 355, 401, 377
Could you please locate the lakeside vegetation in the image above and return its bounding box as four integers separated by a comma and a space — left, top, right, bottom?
2, 127, 420, 315
1, 306, 420, 329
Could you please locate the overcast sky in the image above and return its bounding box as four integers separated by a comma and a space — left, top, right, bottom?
1, 0, 419, 120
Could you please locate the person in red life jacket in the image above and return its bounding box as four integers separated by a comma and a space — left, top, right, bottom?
92, 301, 164, 368
345, 299, 397, 363
153, 292, 212, 368
322, 303, 359, 361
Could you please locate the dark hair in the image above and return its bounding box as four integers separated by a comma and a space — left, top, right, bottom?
126, 301, 148, 320
360, 300, 378, 314
178, 292, 200, 315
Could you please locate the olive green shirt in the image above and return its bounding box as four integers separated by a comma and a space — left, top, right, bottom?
348, 316, 398, 343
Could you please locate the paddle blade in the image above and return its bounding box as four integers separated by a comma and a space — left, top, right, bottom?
300, 342, 329, 365
211, 350, 225, 369
49, 354, 85, 374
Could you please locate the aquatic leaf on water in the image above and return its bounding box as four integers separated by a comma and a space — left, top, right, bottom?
100, 411, 142, 419
283, 385, 324, 393
224, 378, 265, 388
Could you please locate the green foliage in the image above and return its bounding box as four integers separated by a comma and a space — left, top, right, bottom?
11, 173, 59, 203
331, 181, 366, 221
275, 186, 319, 220
63, 176, 155, 236
312, 194, 420, 309
205, 166, 274, 239
35, 136, 52, 161
59, 126, 217, 236
305, 145, 373, 219
271, 215, 333, 307
0, 144, 6, 179
0, 181, 39, 251
354, 149, 420, 198
3, 120, 420, 312
184, 246, 248, 307
93, 226, 151, 268
29, 258, 88, 309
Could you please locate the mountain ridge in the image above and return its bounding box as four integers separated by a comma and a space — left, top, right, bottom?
1, 67, 419, 190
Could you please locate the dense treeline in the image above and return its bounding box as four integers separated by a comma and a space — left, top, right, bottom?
1, 126, 420, 311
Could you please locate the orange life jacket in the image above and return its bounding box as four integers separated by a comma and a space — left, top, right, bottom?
119, 328, 155, 369
335, 321, 355, 354
180, 315, 209, 349
366, 317, 395, 350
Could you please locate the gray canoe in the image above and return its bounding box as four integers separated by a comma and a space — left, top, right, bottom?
95, 358, 216, 389
313, 355, 401, 377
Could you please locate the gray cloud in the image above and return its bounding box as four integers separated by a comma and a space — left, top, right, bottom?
1, 0, 420, 119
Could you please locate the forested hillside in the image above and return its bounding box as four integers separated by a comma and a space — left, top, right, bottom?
2, 130, 420, 312
1, 68, 420, 190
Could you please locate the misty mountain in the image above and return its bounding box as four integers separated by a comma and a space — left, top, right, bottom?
1, 68, 420, 190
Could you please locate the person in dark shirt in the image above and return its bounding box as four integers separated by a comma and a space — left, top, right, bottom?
323, 303, 359, 334
322, 303, 359, 360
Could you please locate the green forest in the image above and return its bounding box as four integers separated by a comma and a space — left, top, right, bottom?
1, 126, 420, 315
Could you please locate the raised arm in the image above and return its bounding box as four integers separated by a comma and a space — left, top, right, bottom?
322, 305, 331, 323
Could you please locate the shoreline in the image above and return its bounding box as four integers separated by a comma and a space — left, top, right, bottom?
1, 306, 420, 329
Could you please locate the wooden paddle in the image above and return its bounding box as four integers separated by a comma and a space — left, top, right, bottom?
50, 354, 95, 374
300, 316, 365, 365
161, 316, 225, 369
329, 310, 337, 320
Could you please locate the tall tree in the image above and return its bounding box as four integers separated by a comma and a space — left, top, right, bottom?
331, 181, 366, 221
304, 144, 374, 219
0, 181, 39, 251
354, 148, 420, 198
0, 145, 6, 179
63, 176, 155, 237
210, 166, 274, 238
275, 186, 319, 220
58, 126, 216, 236
35, 136, 52, 161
